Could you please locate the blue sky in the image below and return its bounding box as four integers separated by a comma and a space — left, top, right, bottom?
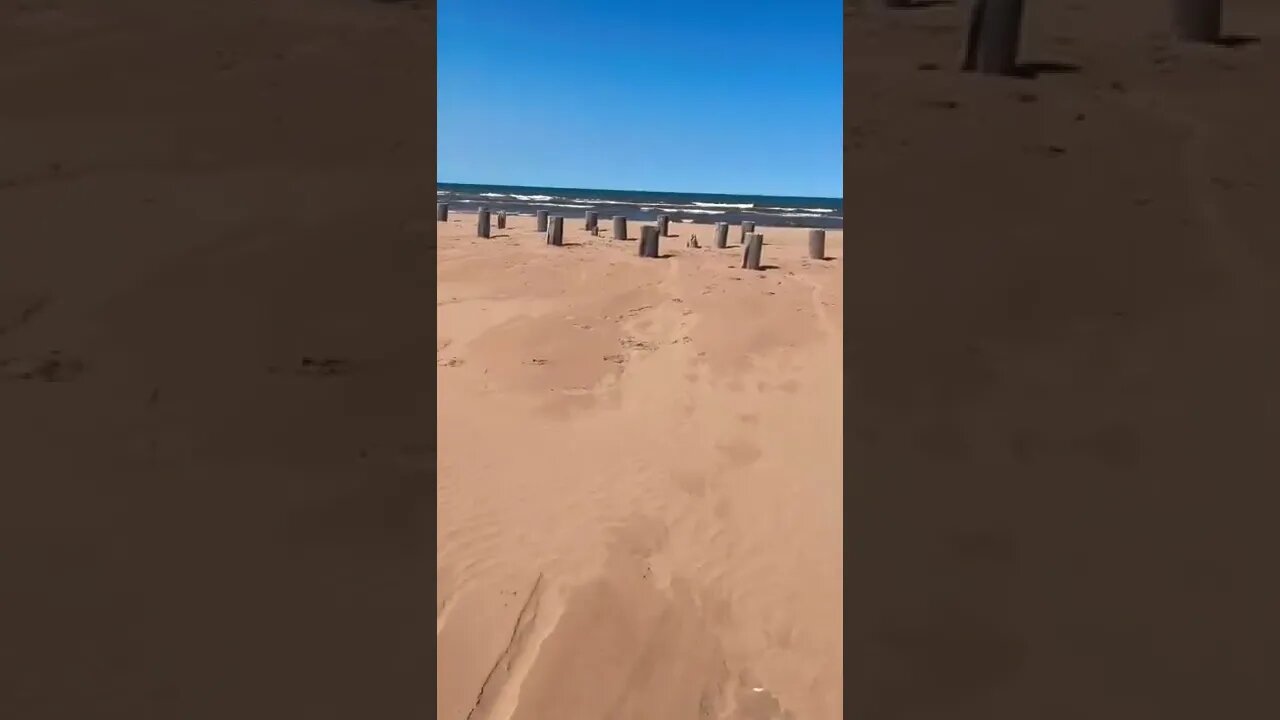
437, 0, 842, 198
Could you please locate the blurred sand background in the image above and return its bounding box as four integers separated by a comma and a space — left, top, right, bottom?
845, 1, 1280, 718
436, 216, 843, 719
2, 1, 433, 717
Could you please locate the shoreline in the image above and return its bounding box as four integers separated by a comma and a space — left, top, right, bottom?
438, 206, 844, 232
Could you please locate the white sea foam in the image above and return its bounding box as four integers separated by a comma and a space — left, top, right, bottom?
766, 212, 831, 218
691, 201, 755, 209
479, 192, 507, 197
761, 206, 835, 213
512, 194, 555, 201
539, 202, 591, 208
569, 197, 633, 204
657, 207, 721, 215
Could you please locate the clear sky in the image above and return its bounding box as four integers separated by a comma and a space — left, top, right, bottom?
437, 0, 842, 198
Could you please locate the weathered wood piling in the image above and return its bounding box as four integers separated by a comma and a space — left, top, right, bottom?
436, 203, 448, 221
742, 233, 764, 270
477, 209, 491, 238
808, 229, 826, 260
739, 221, 756, 245
613, 216, 627, 240
585, 211, 598, 231
497, 211, 507, 229
1172, 0, 1222, 42
547, 216, 564, 246
714, 222, 729, 248
961, 0, 1025, 76
536, 210, 549, 232
639, 225, 660, 258
657, 215, 670, 237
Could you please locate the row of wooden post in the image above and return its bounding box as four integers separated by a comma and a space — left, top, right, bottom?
438, 202, 829, 264
936, 0, 1228, 78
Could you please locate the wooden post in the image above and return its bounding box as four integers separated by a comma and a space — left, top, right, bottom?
497, 211, 507, 229
613, 216, 627, 240
536, 210, 549, 232
742, 233, 764, 270
962, 0, 1024, 76
548, 216, 564, 246
658, 215, 670, 237
714, 222, 729, 248
585, 211, 598, 231
437, 203, 448, 221
1172, 0, 1221, 42
477, 209, 491, 238
739, 221, 756, 245
961, 0, 983, 71
808, 229, 826, 259
640, 225, 660, 258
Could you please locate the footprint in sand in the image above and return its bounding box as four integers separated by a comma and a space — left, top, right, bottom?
619, 336, 658, 353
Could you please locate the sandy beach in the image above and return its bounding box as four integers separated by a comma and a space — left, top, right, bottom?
437, 215, 843, 719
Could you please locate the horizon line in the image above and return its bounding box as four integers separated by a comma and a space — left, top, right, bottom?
436, 180, 843, 201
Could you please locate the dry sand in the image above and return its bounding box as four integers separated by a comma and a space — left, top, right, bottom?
437, 216, 843, 719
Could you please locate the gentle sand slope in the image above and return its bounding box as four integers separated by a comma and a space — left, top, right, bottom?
437, 216, 844, 719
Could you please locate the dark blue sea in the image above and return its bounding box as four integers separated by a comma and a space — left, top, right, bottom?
436, 183, 843, 230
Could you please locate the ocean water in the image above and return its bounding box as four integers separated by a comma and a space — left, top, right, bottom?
436, 183, 843, 229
